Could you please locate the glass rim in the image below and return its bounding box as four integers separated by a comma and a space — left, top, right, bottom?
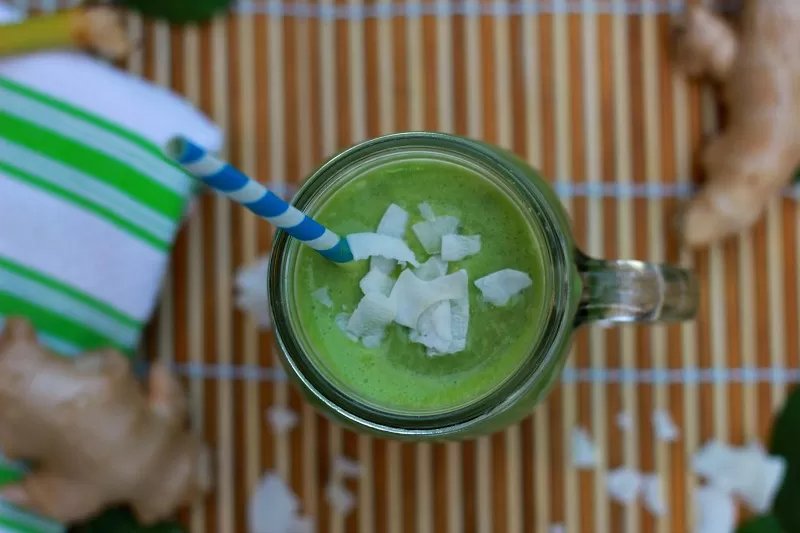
268, 132, 577, 437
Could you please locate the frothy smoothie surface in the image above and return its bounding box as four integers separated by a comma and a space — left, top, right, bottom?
292, 158, 549, 414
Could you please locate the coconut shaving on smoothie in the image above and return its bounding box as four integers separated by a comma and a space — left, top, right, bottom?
331, 203, 533, 356
292, 158, 547, 413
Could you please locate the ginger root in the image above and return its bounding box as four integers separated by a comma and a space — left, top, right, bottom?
672, 0, 800, 247
0, 318, 210, 525
0, 7, 129, 61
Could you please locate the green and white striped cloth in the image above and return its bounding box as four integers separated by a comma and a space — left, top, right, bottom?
0, 74, 194, 352
0, 48, 221, 533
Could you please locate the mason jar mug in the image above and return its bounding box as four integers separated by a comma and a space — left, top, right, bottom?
268, 132, 697, 440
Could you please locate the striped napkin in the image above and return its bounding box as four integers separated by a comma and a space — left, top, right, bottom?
0, 20, 221, 533
0, 52, 222, 355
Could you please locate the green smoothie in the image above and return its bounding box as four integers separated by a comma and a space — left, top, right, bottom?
292, 158, 550, 415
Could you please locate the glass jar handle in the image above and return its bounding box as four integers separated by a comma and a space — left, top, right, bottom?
574, 251, 698, 327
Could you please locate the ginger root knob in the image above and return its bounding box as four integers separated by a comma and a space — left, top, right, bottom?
671, 1, 800, 247
70, 7, 130, 61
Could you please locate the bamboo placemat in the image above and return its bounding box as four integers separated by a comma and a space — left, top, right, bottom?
16, 0, 800, 532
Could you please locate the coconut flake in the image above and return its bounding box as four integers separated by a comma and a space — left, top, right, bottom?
426, 294, 470, 356
370, 204, 410, 274
325, 482, 355, 516
236, 293, 272, 329
234, 256, 272, 329
389, 269, 468, 328
446, 295, 470, 353
376, 203, 409, 238
740, 453, 786, 513
359, 268, 395, 296
694, 485, 735, 533
572, 427, 597, 469
441, 234, 482, 262
249, 472, 299, 533
266, 406, 299, 434
721, 442, 785, 513
362, 334, 384, 349
641, 474, 667, 516
692, 440, 741, 493
652, 409, 680, 442
335, 313, 359, 342
288, 516, 315, 533
692, 439, 786, 513
236, 256, 269, 289
616, 412, 632, 431
370, 256, 397, 275
745, 439, 767, 456
475, 269, 533, 306
412, 216, 460, 254
347, 233, 419, 267
333, 456, 363, 478
346, 293, 396, 347
312, 287, 333, 308
606, 467, 642, 505
409, 301, 453, 353
414, 256, 449, 281
419, 202, 437, 221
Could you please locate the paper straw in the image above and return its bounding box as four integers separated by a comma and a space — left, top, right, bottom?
165, 136, 354, 263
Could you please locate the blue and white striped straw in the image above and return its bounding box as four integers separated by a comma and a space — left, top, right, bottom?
165, 136, 353, 263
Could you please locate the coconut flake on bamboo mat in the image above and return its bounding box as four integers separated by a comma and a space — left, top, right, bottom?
235, 256, 272, 329
572, 426, 597, 469
652, 409, 680, 442
288, 517, 315, 533
606, 467, 642, 505
692, 439, 786, 513
616, 411, 633, 431
738, 453, 786, 513
249, 472, 313, 533
325, 482, 355, 516
693, 485, 736, 533
692, 440, 747, 494
333, 456, 363, 478
641, 474, 667, 517
265, 406, 299, 435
